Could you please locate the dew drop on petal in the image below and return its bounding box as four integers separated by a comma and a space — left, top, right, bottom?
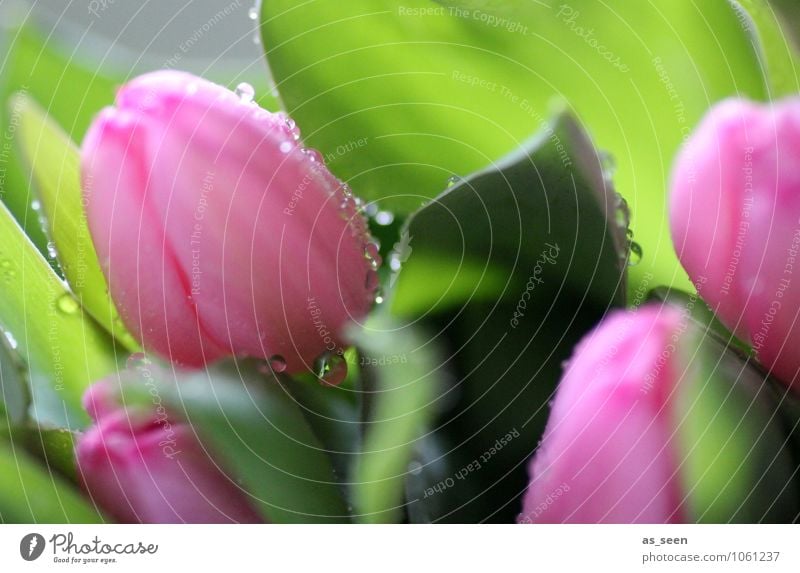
301, 147, 324, 163
269, 354, 287, 373
279, 141, 293, 154
364, 242, 380, 262
235, 82, 255, 104
284, 117, 301, 141
316, 352, 348, 386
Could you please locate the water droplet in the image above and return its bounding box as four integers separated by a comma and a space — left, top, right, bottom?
56, 294, 79, 315
614, 194, 630, 229
341, 184, 353, 199
364, 242, 380, 261
389, 253, 403, 272
31, 199, 41, 211
3, 330, 18, 349
248, 6, 259, 19
316, 352, 348, 386
374, 294, 384, 305
408, 461, 423, 476
446, 175, 462, 188
374, 286, 385, 305
284, 117, 301, 141
301, 147, 324, 163
126, 352, 151, 370
269, 355, 287, 373
279, 141, 292, 154
46, 241, 58, 259
627, 241, 643, 267
374, 210, 394, 226
235, 82, 255, 104
600, 151, 617, 178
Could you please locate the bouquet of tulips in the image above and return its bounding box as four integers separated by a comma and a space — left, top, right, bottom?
1, 1, 799, 524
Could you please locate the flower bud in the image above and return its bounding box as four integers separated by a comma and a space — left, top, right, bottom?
76, 377, 262, 523
81, 70, 378, 371
519, 304, 799, 523
670, 98, 800, 391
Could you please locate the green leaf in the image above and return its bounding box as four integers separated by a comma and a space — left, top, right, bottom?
349, 313, 444, 523
393, 111, 628, 314
678, 338, 800, 523
287, 374, 360, 484
259, 0, 796, 297
12, 93, 139, 351
0, 200, 119, 428
123, 360, 350, 523
387, 112, 626, 521
0, 326, 29, 426
0, 437, 103, 523
16, 426, 80, 482
647, 286, 752, 358
729, 0, 800, 97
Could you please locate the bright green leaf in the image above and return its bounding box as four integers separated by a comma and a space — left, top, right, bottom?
349, 313, 443, 523
0, 200, 119, 428
0, 437, 103, 523
260, 0, 796, 296
12, 93, 139, 352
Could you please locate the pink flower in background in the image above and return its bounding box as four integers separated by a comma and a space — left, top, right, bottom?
519, 305, 689, 524
81, 70, 379, 372
76, 378, 263, 524
518, 303, 798, 524
670, 98, 800, 392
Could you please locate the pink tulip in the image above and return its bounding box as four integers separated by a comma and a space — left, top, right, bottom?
76, 378, 263, 523
670, 98, 800, 391
81, 70, 378, 371
518, 304, 799, 523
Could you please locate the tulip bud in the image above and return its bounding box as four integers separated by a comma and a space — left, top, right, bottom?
519, 304, 799, 523
81, 70, 378, 371
670, 98, 800, 391
76, 377, 262, 523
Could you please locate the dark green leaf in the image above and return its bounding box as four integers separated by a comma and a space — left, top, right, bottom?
389, 112, 625, 521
